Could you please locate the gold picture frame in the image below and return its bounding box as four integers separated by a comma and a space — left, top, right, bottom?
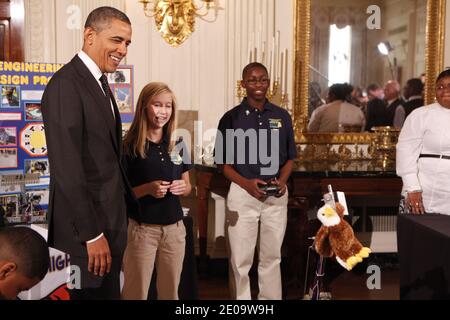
292, 0, 446, 144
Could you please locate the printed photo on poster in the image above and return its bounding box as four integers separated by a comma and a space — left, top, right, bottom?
0, 179, 22, 194
1, 85, 21, 108
24, 159, 50, 177
114, 86, 132, 113
0, 127, 17, 146
0, 148, 18, 168
23, 188, 48, 222
108, 68, 131, 84
24, 102, 43, 121
0, 194, 20, 223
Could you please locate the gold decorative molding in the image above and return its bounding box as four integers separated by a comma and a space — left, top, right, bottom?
292, 0, 310, 142
297, 132, 373, 144
424, 0, 446, 105
292, 0, 446, 144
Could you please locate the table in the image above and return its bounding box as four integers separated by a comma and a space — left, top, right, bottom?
398, 214, 450, 300
195, 162, 403, 258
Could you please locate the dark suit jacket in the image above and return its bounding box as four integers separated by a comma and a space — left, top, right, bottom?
404, 98, 424, 118
365, 98, 388, 131
41, 55, 136, 261
385, 98, 403, 127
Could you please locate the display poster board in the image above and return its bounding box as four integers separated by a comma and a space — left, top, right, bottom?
0, 61, 134, 227
1, 61, 134, 300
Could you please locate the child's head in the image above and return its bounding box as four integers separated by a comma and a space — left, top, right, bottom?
241, 62, 270, 103
124, 82, 177, 158
0, 227, 49, 300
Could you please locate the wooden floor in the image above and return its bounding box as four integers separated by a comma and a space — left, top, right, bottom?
196, 254, 399, 300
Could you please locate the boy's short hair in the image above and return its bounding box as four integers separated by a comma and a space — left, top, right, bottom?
0, 227, 49, 280
242, 62, 269, 79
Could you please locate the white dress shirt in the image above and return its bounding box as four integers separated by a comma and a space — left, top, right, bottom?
396, 103, 450, 215
77, 50, 115, 119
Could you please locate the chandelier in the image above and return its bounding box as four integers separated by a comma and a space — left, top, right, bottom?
139, 0, 220, 47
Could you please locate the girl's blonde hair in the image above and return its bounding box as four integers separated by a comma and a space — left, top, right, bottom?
123, 82, 177, 158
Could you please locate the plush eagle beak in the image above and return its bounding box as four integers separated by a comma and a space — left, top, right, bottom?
324, 206, 336, 218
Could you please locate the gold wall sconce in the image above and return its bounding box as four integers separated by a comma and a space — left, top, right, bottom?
139, 0, 220, 47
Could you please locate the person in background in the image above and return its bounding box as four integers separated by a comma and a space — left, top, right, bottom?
121, 82, 192, 300
420, 72, 426, 84
397, 69, 450, 215
366, 83, 385, 101
350, 86, 368, 112
383, 80, 404, 128
308, 81, 325, 118
308, 83, 365, 132
365, 83, 388, 131
0, 227, 49, 300
394, 78, 424, 127
214, 62, 296, 300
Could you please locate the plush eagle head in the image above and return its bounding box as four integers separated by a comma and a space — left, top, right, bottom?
317, 204, 341, 227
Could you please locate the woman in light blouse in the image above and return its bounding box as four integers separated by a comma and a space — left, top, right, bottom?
397, 69, 450, 215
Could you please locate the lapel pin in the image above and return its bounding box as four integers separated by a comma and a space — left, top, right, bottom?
245, 110, 250, 116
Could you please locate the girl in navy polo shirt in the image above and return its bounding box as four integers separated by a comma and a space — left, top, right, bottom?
121, 82, 192, 300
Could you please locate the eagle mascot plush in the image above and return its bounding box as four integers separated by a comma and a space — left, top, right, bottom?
315, 202, 371, 271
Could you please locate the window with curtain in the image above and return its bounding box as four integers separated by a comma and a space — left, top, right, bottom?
328, 24, 352, 86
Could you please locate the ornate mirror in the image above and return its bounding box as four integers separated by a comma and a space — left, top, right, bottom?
292, 0, 446, 145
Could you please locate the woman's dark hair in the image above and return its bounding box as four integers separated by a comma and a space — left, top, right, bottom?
436, 68, 450, 83
328, 83, 354, 102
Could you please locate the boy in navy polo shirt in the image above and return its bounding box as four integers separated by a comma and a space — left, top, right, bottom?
215, 62, 296, 300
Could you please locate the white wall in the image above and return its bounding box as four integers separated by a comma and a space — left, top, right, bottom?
25, 0, 125, 64
24, 0, 294, 136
